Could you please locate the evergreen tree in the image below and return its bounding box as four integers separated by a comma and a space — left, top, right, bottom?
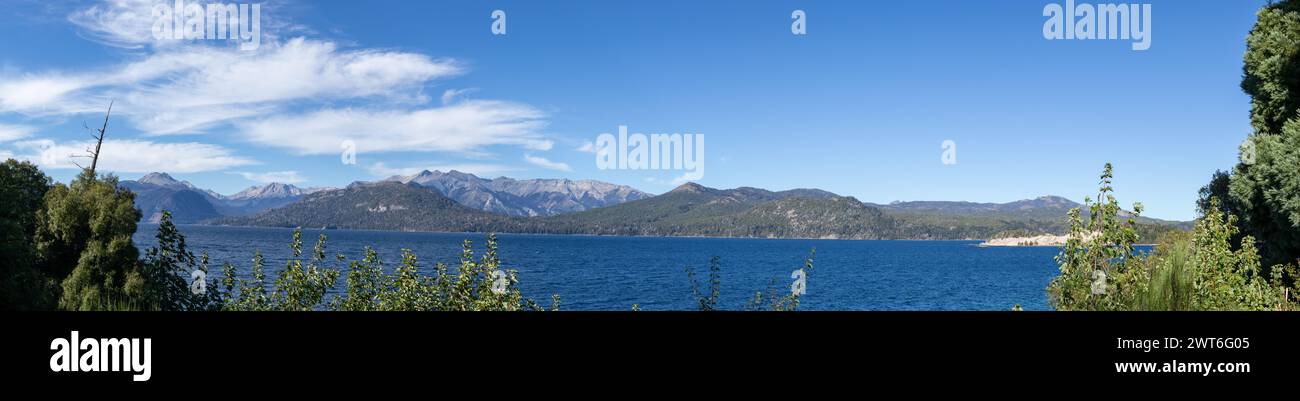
0, 159, 56, 310
1206, 0, 1300, 268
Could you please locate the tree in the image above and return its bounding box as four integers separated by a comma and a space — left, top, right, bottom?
133, 211, 221, 311
35, 170, 142, 310
72, 101, 112, 176
1197, 170, 1237, 222
1213, 0, 1300, 268
1229, 123, 1300, 268
0, 159, 56, 310
1241, 1, 1300, 137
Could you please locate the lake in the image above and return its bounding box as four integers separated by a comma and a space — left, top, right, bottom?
135, 224, 1080, 311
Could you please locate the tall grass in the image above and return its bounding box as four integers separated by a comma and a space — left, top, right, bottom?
1142, 235, 1195, 311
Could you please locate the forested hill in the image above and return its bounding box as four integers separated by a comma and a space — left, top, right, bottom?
210, 181, 1189, 241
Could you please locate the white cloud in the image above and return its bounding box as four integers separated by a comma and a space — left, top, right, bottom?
238, 100, 551, 155
576, 141, 597, 154
67, 0, 302, 50
0, 38, 464, 135
67, 0, 161, 49
235, 170, 306, 184
524, 154, 572, 172
366, 162, 515, 178
2, 1, 556, 163
0, 77, 88, 112
0, 124, 36, 142
441, 88, 478, 105
12, 138, 255, 173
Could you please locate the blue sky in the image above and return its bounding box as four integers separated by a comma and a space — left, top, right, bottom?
0, 0, 1268, 221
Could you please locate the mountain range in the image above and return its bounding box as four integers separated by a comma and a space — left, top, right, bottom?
204, 177, 1191, 241
121, 170, 651, 224
381, 170, 651, 216
121, 173, 328, 223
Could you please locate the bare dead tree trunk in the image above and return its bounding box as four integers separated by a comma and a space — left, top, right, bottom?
89, 101, 113, 175
73, 100, 113, 176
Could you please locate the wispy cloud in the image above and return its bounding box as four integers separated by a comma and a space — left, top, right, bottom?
235, 170, 306, 184
66, 0, 164, 50
238, 100, 551, 155
524, 154, 571, 172
0, 38, 464, 135
2, 0, 558, 171
66, 0, 302, 50
0, 77, 87, 112
576, 140, 597, 154
12, 138, 256, 173
441, 88, 478, 105
0, 124, 35, 142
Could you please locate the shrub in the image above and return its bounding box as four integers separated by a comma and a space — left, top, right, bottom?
1050, 164, 1297, 311
1048, 164, 1146, 311
133, 211, 222, 311
217, 231, 554, 311
683, 249, 815, 311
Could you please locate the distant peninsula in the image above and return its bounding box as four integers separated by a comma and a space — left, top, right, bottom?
979, 234, 1072, 247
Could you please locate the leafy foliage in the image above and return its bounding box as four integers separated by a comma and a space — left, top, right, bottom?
683, 250, 815, 311
1202, 0, 1300, 268
34, 170, 142, 310
222, 251, 271, 311
746, 249, 815, 311
1242, 0, 1300, 137
0, 159, 56, 310
1229, 121, 1300, 268
686, 257, 722, 311
1048, 164, 1146, 311
1051, 165, 1297, 311
268, 231, 340, 311
133, 211, 221, 311
216, 231, 552, 311
1186, 199, 1294, 310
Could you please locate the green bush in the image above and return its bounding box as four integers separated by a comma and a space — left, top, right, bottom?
134, 211, 222, 311
1187, 199, 1293, 310
1051, 165, 1297, 311
1048, 164, 1146, 311
215, 232, 555, 311
745, 249, 815, 311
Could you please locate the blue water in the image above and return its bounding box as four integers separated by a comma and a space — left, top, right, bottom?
134, 224, 1073, 311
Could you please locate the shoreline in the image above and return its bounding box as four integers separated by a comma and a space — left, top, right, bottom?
163, 222, 997, 243
979, 234, 1156, 247
148, 223, 1162, 247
